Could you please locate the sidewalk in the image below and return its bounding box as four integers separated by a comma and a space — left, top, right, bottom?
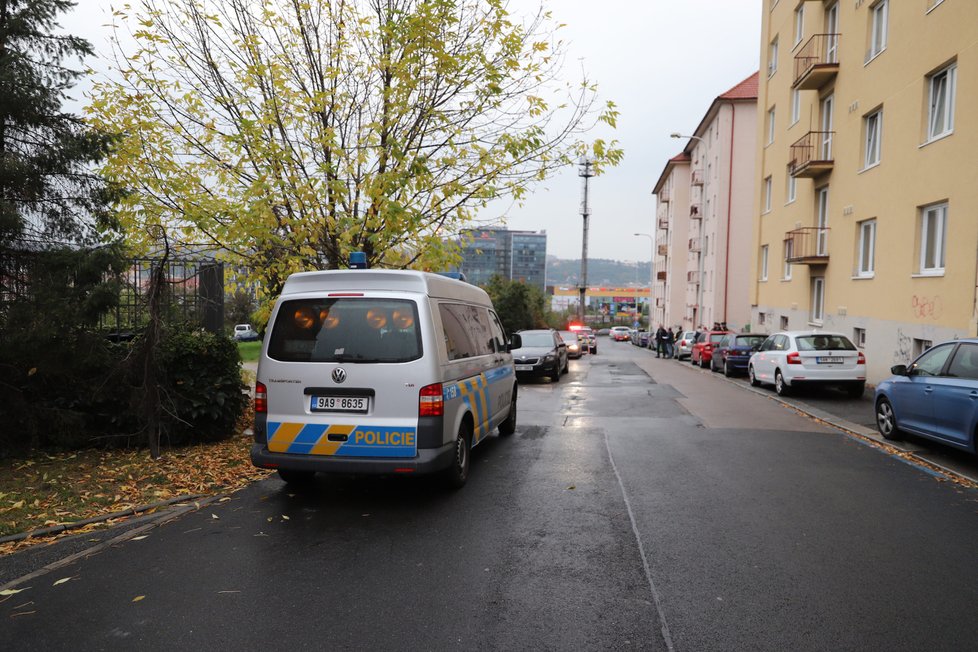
626, 346, 978, 486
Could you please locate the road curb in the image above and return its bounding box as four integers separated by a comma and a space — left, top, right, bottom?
0, 495, 222, 592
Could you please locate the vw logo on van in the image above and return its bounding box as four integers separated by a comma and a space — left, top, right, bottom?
332, 368, 347, 383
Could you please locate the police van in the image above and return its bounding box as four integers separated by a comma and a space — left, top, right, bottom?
251, 269, 521, 488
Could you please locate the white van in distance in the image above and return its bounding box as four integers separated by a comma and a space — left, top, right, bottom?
251, 269, 521, 488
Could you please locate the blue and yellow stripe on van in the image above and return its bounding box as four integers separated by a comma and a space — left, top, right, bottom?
267, 422, 416, 458
444, 366, 513, 444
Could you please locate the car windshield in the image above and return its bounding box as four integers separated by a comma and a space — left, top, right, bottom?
709, 333, 726, 343
558, 331, 578, 343
519, 332, 556, 348
735, 335, 768, 348
796, 334, 856, 351
267, 298, 422, 363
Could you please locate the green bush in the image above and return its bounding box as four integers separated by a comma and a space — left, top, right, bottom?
155, 329, 248, 445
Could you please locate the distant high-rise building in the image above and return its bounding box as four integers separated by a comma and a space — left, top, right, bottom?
456, 228, 547, 289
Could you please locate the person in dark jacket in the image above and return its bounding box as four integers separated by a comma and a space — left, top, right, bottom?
663, 327, 675, 359
654, 324, 667, 358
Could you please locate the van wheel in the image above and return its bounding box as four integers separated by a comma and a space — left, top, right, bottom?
443, 421, 472, 489
277, 469, 315, 486
499, 389, 517, 436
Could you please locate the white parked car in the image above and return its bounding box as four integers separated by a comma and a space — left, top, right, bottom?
748, 330, 866, 397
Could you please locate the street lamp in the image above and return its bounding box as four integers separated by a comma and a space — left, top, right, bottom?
670, 132, 705, 143
633, 233, 654, 329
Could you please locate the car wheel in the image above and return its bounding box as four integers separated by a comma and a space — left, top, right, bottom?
875, 396, 903, 441
845, 382, 865, 398
723, 360, 733, 377
700, 356, 709, 369
499, 388, 517, 436
443, 421, 472, 489
774, 370, 790, 396
550, 361, 560, 383
749, 365, 760, 387
561, 358, 569, 374
277, 469, 315, 486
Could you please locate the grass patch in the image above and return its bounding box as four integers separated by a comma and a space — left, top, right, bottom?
0, 405, 270, 553
237, 341, 262, 363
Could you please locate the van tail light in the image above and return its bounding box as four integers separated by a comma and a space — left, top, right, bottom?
857, 352, 866, 365
419, 383, 444, 417
787, 352, 802, 365
255, 381, 267, 413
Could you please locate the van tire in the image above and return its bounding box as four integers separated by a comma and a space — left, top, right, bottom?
444, 421, 472, 489
499, 389, 517, 436
278, 469, 315, 486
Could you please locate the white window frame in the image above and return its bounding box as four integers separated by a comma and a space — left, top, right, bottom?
856, 219, 876, 277
786, 166, 796, 203
760, 245, 769, 281
867, 0, 888, 62
793, 5, 804, 47
811, 277, 825, 324
790, 89, 800, 125
820, 94, 834, 160
764, 176, 773, 213
864, 109, 882, 168
919, 203, 947, 274
767, 107, 776, 145
768, 36, 779, 77
927, 63, 957, 141
816, 187, 829, 256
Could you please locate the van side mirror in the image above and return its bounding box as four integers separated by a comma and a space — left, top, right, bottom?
508, 333, 522, 351
890, 364, 908, 376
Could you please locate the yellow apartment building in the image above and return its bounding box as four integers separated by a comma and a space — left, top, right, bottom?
751, 0, 978, 383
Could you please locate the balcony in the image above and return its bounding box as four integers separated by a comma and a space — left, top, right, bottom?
690, 203, 702, 219
784, 227, 830, 265
656, 271, 667, 282
691, 169, 704, 186
687, 271, 700, 284
688, 237, 701, 252
789, 131, 834, 178
657, 244, 669, 257
659, 188, 671, 203
793, 33, 840, 90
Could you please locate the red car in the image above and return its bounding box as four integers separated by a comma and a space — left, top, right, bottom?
690, 330, 731, 368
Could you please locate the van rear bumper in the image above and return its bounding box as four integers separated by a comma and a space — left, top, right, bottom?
250, 442, 455, 475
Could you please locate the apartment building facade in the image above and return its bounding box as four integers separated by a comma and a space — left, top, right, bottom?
653, 73, 758, 331
752, 0, 977, 383
456, 227, 547, 290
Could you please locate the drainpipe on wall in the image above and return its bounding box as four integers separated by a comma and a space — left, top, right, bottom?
723, 104, 736, 327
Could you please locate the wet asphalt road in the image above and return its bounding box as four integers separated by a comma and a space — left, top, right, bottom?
4, 343, 978, 650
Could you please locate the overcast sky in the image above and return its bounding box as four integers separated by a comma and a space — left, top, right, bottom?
65, 0, 761, 262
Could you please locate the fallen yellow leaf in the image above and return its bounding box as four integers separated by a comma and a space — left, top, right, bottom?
53, 577, 72, 586
132, 595, 145, 602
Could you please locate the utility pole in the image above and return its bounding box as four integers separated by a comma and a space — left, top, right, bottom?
578, 157, 594, 325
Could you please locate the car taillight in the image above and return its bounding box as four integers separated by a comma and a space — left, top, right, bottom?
255, 381, 267, 413
419, 383, 444, 417
787, 352, 801, 364
857, 352, 866, 365
704, 344, 712, 351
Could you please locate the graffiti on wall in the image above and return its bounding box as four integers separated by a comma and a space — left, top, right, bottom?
911, 295, 943, 320
893, 328, 912, 365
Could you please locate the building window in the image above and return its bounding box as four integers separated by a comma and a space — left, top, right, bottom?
811, 277, 825, 324
760, 245, 769, 281
864, 109, 882, 168
764, 176, 773, 213
790, 89, 800, 125
767, 107, 776, 145
913, 338, 933, 358
768, 36, 779, 77
780, 316, 789, 330
759, 312, 766, 325
783, 239, 793, 280
867, 0, 888, 61
857, 219, 876, 277
786, 166, 796, 203
927, 63, 956, 141
854, 328, 866, 348
794, 5, 804, 46
919, 202, 947, 274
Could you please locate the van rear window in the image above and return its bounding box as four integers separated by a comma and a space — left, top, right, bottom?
267, 298, 422, 363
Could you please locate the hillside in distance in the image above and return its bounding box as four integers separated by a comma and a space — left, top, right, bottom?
546, 257, 652, 288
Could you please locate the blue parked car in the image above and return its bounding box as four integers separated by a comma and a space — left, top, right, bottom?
875, 339, 978, 451
710, 333, 769, 376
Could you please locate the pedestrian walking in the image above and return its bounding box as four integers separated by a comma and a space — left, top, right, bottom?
663, 327, 675, 359
655, 324, 667, 358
